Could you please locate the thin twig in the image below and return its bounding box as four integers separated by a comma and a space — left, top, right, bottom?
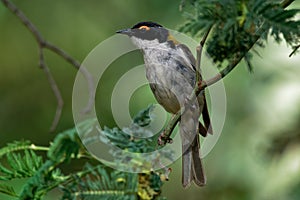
39, 48, 64, 131
198, 52, 245, 94
289, 44, 300, 57
196, 26, 212, 84
179, 0, 186, 12
281, 0, 295, 8
198, 0, 293, 93
158, 115, 180, 145
44, 41, 95, 114
1, 0, 64, 131
1, 0, 44, 44
1, 0, 95, 131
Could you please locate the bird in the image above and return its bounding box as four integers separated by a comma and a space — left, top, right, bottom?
116, 21, 212, 188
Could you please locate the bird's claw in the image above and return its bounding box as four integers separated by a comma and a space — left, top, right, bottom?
158, 132, 173, 146
197, 80, 202, 89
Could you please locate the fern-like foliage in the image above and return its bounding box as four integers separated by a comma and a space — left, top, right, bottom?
179, 0, 300, 70
48, 127, 83, 163
0, 184, 18, 198
62, 163, 165, 200
0, 140, 32, 157
0, 150, 43, 181
100, 105, 158, 153
61, 163, 138, 200
98, 105, 174, 173
19, 160, 64, 200
0, 106, 167, 200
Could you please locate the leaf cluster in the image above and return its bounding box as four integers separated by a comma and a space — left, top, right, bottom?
62, 164, 165, 200
100, 105, 166, 152
98, 105, 174, 173
0, 106, 167, 199
180, 0, 300, 70
61, 164, 138, 200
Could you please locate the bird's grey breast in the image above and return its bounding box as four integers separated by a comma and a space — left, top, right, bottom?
142, 43, 196, 113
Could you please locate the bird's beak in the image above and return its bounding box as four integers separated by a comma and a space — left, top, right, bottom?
116, 28, 132, 36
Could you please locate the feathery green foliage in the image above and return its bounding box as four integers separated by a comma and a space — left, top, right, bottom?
61, 163, 138, 200
48, 127, 82, 163
0, 107, 166, 200
98, 105, 174, 173
180, 0, 300, 70
100, 105, 158, 153
0, 184, 18, 198
0, 150, 43, 181
0, 140, 32, 157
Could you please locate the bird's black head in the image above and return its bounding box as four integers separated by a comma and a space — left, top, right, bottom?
116, 21, 169, 43
131, 21, 162, 29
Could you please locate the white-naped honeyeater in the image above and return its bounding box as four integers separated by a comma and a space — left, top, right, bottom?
116, 21, 212, 188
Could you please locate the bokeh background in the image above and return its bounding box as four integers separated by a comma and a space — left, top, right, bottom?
0, 0, 300, 199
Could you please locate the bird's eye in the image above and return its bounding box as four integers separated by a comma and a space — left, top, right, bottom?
138, 26, 150, 31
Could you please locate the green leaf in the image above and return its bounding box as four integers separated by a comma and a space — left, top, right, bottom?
133, 104, 154, 127
61, 164, 139, 200
19, 160, 63, 200
48, 127, 82, 162
0, 141, 31, 158
0, 184, 18, 198
0, 150, 43, 180
179, 0, 300, 71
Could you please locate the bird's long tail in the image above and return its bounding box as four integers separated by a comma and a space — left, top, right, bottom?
182, 135, 205, 187
180, 101, 206, 188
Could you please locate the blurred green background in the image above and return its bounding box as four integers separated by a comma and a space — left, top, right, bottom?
0, 0, 300, 199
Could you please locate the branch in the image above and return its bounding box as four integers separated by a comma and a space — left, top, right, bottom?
198, 0, 294, 93
39, 48, 64, 131
158, 115, 180, 145
1, 0, 95, 131
158, 0, 294, 145
196, 26, 212, 84
44, 42, 95, 114
289, 44, 300, 57
281, 0, 295, 8
198, 51, 245, 93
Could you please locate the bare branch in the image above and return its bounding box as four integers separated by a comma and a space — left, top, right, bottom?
39, 48, 64, 132
289, 44, 300, 57
1, 0, 44, 44
198, 52, 245, 93
1, 0, 95, 131
44, 41, 95, 114
281, 0, 295, 8
158, 115, 180, 145
196, 26, 212, 84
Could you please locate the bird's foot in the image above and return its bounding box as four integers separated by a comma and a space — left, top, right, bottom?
158, 132, 173, 146
197, 80, 202, 89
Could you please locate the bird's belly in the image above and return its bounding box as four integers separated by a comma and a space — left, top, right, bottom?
150, 82, 180, 114
145, 62, 195, 114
